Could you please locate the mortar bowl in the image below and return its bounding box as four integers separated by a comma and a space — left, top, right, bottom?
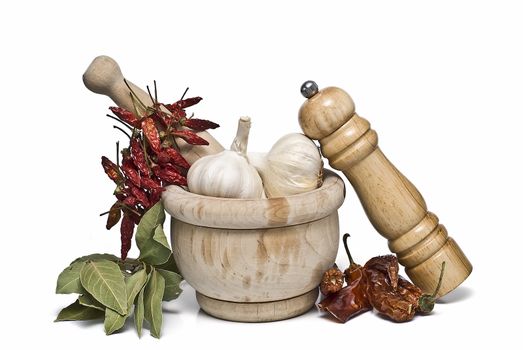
162, 169, 345, 322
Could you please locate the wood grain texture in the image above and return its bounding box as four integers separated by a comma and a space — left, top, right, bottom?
82, 55, 224, 164
299, 86, 472, 297
196, 289, 319, 322
163, 169, 345, 229
162, 170, 345, 321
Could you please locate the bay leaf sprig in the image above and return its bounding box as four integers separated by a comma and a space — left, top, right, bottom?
55, 202, 182, 338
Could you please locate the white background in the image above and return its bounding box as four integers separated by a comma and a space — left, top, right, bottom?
1, 0, 522, 348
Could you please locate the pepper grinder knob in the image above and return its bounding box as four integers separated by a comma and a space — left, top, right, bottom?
298, 81, 472, 297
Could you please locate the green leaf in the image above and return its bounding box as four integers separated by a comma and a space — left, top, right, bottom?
125, 267, 147, 309
144, 268, 165, 338
138, 225, 172, 265
71, 254, 120, 264
134, 269, 150, 338
104, 308, 127, 335
55, 300, 104, 321
136, 201, 165, 248
80, 260, 128, 315
157, 269, 183, 301
78, 293, 105, 311
56, 261, 86, 294
155, 254, 180, 275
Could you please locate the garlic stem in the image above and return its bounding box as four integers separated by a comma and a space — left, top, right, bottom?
230, 116, 251, 156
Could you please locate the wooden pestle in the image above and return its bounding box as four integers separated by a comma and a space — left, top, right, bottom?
298, 82, 472, 297
83, 56, 224, 164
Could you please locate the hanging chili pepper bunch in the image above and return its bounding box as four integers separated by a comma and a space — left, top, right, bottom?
318, 234, 446, 323
101, 82, 219, 260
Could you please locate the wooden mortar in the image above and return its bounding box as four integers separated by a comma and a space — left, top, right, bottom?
162, 170, 345, 322
298, 82, 472, 297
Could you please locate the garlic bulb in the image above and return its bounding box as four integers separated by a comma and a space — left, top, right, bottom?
187, 117, 265, 199
248, 133, 323, 198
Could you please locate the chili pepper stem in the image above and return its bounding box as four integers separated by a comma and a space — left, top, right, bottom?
124, 79, 147, 113
342, 233, 355, 265
113, 125, 132, 140
180, 87, 189, 101
99, 210, 110, 216
106, 114, 133, 130
116, 141, 120, 168
417, 261, 446, 314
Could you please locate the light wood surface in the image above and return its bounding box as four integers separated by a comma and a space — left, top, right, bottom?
162, 170, 345, 321
299, 86, 472, 297
196, 289, 319, 323
82, 55, 224, 164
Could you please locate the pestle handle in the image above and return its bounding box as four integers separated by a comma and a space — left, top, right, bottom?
298, 81, 472, 297
83, 56, 224, 164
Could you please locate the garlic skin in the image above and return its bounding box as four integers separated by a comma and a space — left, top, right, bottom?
187, 117, 265, 199
248, 133, 323, 198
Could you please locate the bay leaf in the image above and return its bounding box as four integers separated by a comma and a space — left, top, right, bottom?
144, 268, 165, 338
71, 253, 119, 264
104, 307, 127, 335
157, 269, 183, 301
125, 266, 147, 309
80, 260, 128, 315
155, 253, 180, 275
78, 293, 105, 311
56, 261, 86, 294
55, 300, 104, 321
134, 269, 150, 338
138, 225, 171, 265
136, 201, 165, 248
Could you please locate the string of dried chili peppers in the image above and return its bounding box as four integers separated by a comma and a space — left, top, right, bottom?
100, 84, 219, 260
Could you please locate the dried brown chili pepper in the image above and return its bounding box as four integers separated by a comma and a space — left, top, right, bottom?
105, 201, 121, 230
141, 117, 162, 153
172, 130, 209, 145
320, 264, 344, 296
364, 255, 445, 322
318, 234, 372, 322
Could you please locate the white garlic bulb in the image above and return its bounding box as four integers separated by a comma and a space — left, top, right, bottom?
248, 133, 323, 198
187, 117, 265, 199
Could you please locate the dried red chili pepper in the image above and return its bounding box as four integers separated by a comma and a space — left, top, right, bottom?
183, 118, 220, 131
101, 156, 123, 184
157, 148, 190, 169
109, 107, 142, 129
122, 160, 141, 188
120, 214, 135, 260
174, 96, 202, 109
318, 234, 371, 322
141, 117, 162, 153
130, 138, 150, 176
105, 201, 121, 230
172, 130, 209, 145
141, 177, 162, 191
320, 264, 344, 296
153, 164, 188, 186
129, 184, 151, 208
123, 195, 138, 207
148, 187, 165, 205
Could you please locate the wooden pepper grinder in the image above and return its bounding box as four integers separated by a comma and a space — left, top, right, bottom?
299, 81, 472, 297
